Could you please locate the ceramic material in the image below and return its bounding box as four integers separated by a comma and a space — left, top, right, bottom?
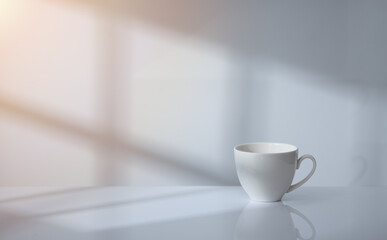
234, 142, 316, 201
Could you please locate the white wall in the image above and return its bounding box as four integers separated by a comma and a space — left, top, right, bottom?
0, 0, 386, 186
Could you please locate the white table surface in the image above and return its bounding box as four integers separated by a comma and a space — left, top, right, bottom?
0, 186, 386, 239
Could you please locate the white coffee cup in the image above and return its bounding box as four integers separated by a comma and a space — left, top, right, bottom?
234, 142, 316, 202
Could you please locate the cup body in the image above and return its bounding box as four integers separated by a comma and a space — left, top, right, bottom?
234, 142, 298, 202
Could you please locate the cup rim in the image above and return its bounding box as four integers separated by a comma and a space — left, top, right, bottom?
234, 142, 298, 154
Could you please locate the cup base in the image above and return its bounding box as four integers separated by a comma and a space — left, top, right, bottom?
249, 198, 282, 202
245, 191, 285, 202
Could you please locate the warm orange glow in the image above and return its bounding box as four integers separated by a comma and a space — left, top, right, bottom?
0, 0, 19, 31
0, 0, 16, 18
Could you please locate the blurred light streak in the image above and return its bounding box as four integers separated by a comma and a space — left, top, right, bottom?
0, 188, 213, 221
0, 96, 230, 185
0, 187, 97, 203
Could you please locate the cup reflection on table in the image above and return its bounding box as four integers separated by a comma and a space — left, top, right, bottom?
234, 202, 316, 240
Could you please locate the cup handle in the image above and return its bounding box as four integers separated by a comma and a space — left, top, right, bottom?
287, 154, 316, 193
286, 205, 316, 240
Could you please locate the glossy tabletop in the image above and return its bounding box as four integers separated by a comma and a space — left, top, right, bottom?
0, 186, 386, 239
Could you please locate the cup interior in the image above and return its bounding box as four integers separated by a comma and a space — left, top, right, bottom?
235, 142, 297, 154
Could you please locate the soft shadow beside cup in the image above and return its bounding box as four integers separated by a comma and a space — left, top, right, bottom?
234, 201, 316, 240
